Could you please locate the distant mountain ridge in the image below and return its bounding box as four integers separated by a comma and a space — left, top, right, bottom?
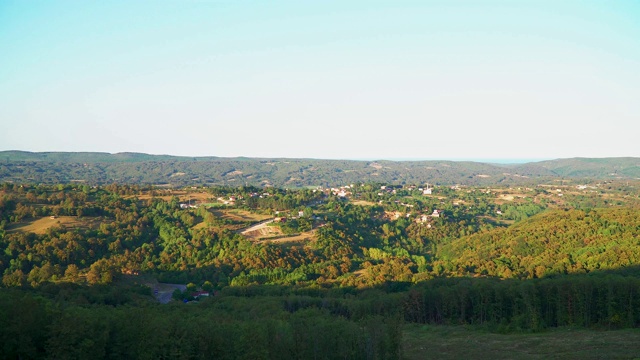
0, 151, 214, 163
1, 151, 639, 187
533, 157, 640, 178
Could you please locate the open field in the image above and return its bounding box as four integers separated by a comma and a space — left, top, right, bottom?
7, 216, 103, 234
211, 209, 272, 222
477, 215, 514, 226
350, 200, 377, 206
191, 209, 272, 235
258, 230, 317, 244
191, 221, 210, 230
494, 192, 532, 205
403, 325, 640, 360
192, 220, 246, 232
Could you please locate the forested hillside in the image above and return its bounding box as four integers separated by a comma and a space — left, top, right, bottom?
436, 208, 640, 278
1, 151, 639, 187
533, 157, 640, 178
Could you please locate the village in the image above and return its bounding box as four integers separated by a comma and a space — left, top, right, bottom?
166, 178, 640, 247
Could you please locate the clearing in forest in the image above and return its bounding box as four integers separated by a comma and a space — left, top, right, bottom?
258, 230, 317, 244
211, 209, 272, 222
7, 216, 102, 234
241, 222, 282, 239
350, 200, 377, 206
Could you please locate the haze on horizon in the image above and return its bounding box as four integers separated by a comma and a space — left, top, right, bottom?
1, 1, 639, 161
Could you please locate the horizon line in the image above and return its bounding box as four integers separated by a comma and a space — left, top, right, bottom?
4, 150, 639, 164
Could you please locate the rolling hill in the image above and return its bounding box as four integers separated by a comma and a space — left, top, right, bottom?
0, 151, 638, 187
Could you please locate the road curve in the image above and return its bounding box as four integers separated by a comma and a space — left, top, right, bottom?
154, 283, 187, 304
239, 219, 274, 235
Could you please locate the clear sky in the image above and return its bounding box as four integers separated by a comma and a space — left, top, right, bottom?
1, 0, 639, 160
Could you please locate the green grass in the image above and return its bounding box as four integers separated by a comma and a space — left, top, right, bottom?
403, 324, 640, 360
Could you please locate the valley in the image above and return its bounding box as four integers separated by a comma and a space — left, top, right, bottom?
2, 156, 640, 359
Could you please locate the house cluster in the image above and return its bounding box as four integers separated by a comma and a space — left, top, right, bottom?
216, 196, 236, 205
326, 184, 355, 198
414, 209, 443, 225
396, 201, 415, 208
378, 185, 402, 196
183, 290, 218, 303
375, 184, 435, 196
273, 210, 307, 223
179, 203, 198, 209
191, 291, 210, 299
386, 208, 443, 225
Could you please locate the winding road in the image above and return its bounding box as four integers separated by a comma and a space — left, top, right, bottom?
238, 219, 274, 235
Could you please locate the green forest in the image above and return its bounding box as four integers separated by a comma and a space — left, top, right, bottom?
2, 179, 640, 359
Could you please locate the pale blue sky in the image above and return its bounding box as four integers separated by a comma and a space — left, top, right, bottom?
1, 0, 639, 160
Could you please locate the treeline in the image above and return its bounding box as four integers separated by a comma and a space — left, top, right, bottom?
403, 273, 640, 330
4, 268, 640, 359
0, 285, 402, 360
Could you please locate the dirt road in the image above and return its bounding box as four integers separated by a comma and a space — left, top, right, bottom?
239, 219, 274, 235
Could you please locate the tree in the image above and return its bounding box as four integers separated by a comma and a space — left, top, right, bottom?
2, 269, 26, 287
172, 289, 184, 301
202, 280, 214, 292
304, 207, 314, 218
86, 259, 116, 285
64, 264, 80, 282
